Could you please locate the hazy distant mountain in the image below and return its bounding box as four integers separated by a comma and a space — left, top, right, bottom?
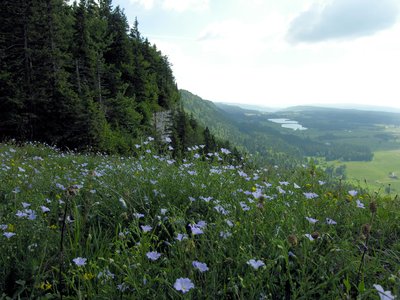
212, 102, 400, 114
215, 102, 280, 112
284, 104, 400, 113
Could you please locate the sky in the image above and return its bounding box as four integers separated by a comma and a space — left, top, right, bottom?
112, 0, 400, 109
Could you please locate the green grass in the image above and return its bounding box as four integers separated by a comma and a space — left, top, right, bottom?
334, 150, 400, 193
1, 142, 399, 299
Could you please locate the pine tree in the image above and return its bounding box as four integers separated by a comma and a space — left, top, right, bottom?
204, 127, 216, 153
0, 0, 28, 139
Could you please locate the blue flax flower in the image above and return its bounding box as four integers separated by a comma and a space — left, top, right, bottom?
174, 278, 194, 294
73, 257, 87, 267
247, 259, 265, 270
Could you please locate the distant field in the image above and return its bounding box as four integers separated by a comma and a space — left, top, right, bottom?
335, 149, 400, 194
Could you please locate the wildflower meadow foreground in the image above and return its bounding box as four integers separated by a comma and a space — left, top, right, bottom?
0, 140, 399, 299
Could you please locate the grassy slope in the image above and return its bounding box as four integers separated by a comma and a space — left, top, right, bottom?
1, 142, 400, 299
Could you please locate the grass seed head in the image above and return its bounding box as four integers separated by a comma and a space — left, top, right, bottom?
288, 234, 298, 247
361, 223, 371, 236
67, 186, 79, 196
369, 201, 377, 214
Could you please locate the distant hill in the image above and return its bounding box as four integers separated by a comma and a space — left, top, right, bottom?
215, 102, 280, 112
276, 106, 400, 130
211, 102, 400, 114
179, 90, 252, 153
295, 104, 400, 113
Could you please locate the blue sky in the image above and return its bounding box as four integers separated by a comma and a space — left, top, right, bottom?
112, 0, 400, 108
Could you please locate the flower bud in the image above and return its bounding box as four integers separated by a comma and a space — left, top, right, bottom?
311, 231, 320, 239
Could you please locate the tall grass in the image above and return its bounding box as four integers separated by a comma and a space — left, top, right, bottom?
0, 140, 399, 299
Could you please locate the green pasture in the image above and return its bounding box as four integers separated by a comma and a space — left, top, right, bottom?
335, 150, 400, 193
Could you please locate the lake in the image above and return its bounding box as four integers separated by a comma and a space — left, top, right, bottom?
268, 118, 307, 131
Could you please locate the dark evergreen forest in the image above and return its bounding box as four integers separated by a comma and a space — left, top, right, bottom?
0, 0, 235, 157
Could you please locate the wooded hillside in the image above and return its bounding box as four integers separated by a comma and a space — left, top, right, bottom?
0, 0, 230, 156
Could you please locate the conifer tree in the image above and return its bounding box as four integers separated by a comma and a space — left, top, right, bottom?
0, 0, 28, 139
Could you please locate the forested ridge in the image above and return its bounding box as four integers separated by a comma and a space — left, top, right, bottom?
0, 0, 231, 157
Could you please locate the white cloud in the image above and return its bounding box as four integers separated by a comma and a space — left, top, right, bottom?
129, 0, 208, 12
138, 0, 400, 109
129, 0, 155, 10
287, 0, 400, 43
170, 22, 400, 108
162, 0, 209, 12
197, 14, 289, 62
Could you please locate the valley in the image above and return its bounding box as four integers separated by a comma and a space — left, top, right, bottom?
181, 90, 400, 194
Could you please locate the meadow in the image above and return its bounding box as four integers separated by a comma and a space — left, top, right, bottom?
333, 150, 400, 194
1, 141, 399, 299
